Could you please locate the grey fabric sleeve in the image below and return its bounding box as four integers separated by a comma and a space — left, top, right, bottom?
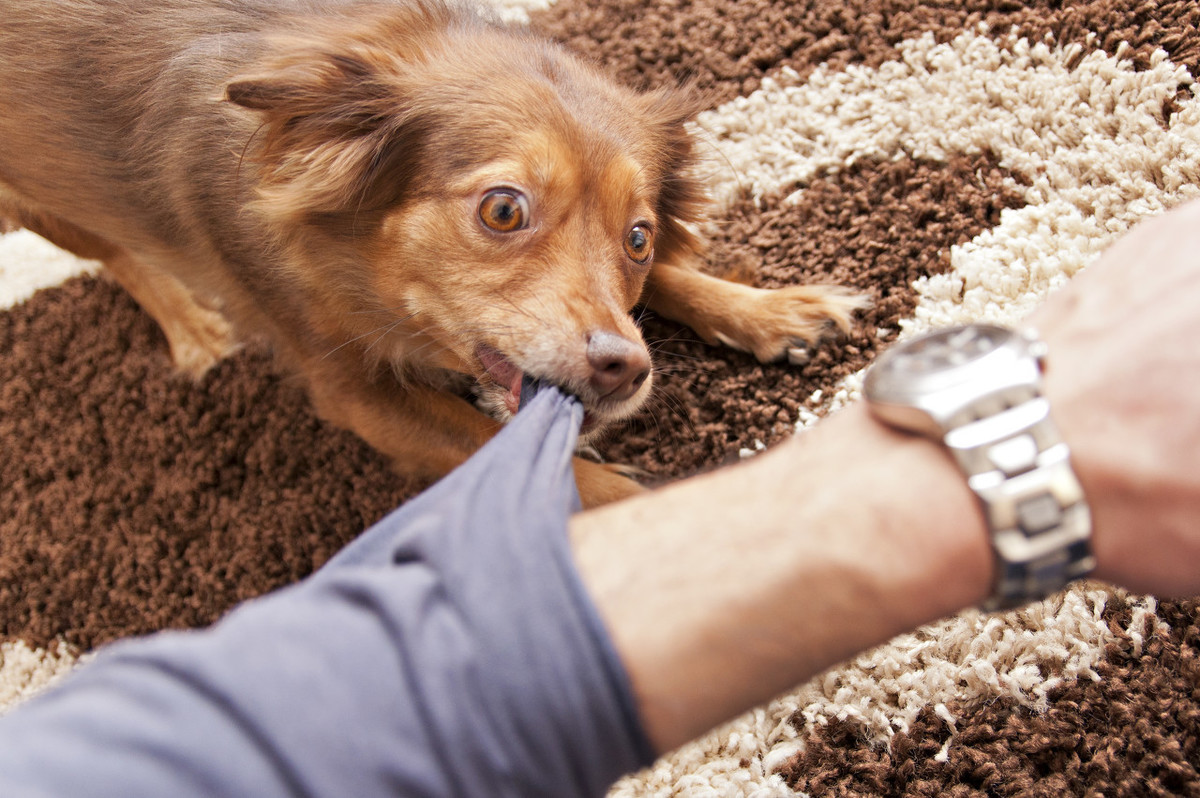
0, 385, 655, 797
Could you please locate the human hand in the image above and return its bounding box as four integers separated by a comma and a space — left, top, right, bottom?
1032, 199, 1200, 597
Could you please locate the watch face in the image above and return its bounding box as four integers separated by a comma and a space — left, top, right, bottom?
863, 324, 1029, 434
882, 325, 1012, 377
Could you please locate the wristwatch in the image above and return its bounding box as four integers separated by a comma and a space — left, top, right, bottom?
863, 324, 1094, 611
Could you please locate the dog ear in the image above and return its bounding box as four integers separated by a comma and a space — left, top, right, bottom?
226, 37, 435, 227
226, 49, 383, 114
639, 86, 712, 265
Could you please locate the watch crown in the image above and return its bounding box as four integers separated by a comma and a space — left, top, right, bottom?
864, 323, 1091, 610
1021, 328, 1049, 372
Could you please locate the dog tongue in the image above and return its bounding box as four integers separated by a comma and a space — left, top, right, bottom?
477, 346, 523, 412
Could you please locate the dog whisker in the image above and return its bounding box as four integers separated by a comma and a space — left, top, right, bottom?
649, 342, 707, 362
642, 386, 699, 444
322, 312, 419, 360
361, 316, 413, 356
648, 331, 707, 358
347, 303, 414, 316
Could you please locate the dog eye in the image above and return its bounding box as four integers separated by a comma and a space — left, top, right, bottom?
624, 224, 654, 264
479, 189, 529, 233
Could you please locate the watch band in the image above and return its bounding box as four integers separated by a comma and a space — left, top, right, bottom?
942, 389, 1094, 611
863, 324, 1095, 611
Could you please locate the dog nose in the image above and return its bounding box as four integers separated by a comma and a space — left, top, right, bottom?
586, 331, 651, 401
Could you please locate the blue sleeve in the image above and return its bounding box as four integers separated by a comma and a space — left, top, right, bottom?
0, 385, 655, 798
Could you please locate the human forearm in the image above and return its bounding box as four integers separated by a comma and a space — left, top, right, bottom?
575, 200, 1200, 756
0, 387, 650, 798
570, 403, 994, 754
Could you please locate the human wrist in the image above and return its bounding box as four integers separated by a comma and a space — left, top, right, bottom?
802, 403, 995, 623
1038, 349, 1180, 596
1033, 316, 1182, 597
569, 400, 994, 753
862, 323, 1097, 610
1021, 201, 1200, 599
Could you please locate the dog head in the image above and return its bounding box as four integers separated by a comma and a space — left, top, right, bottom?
226, 1, 708, 434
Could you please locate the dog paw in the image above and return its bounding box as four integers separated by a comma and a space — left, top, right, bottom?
712, 284, 868, 364
164, 304, 239, 379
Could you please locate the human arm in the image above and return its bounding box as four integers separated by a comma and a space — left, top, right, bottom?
571, 198, 1200, 754
2, 203, 1199, 796
571, 399, 994, 753
0, 388, 652, 798
1030, 200, 1200, 598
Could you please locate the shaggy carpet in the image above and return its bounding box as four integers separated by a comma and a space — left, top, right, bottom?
2, 0, 1199, 795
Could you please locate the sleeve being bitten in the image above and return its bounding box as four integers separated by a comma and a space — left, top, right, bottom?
0, 385, 655, 798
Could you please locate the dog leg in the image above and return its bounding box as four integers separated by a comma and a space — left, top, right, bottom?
102, 252, 236, 378
0, 202, 234, 377
643, 259, 867, 363
306, 368, 502, 482
302, 356, 643, 508
573, 458, 645, 509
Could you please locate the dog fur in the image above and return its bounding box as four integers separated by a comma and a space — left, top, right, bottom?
0, 0, 863, 507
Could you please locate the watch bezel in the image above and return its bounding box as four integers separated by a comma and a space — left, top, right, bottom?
862, 323, 1092, 611
864, 325, 1044, 435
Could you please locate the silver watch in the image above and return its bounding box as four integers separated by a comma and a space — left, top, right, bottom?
863, 324, 1094, 611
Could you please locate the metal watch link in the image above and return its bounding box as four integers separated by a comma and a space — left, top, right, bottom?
863, 324, 1094, 611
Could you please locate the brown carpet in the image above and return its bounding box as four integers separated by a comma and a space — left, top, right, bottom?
2, 0, 1199, 795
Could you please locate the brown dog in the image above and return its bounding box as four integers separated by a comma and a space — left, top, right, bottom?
0, 0, 863, 507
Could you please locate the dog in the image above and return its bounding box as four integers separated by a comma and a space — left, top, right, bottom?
0, 0, 864, 508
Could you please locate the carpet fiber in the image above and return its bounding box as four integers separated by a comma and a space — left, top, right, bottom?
2, 0, 1199, 795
